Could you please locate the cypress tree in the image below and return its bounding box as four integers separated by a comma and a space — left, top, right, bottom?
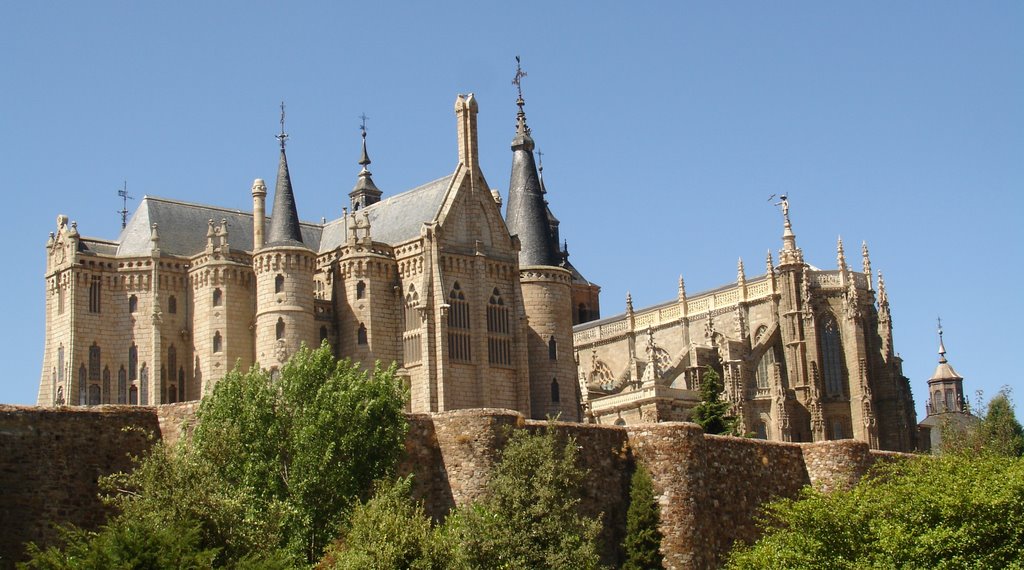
623, 465, 665, 570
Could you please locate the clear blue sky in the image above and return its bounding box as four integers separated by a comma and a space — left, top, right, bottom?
2, 2, 1021, 419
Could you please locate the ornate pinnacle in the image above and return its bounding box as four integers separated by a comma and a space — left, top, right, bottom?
737, 257, 746, 284
765, 250, 774, 274
626, 291, 634, 314
678, 275, 686, 301
862, 241, 872, 289
837, 236, 847, 272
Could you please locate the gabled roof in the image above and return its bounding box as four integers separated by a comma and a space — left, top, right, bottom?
319, 174, 452, 252
117, 196, 322, 258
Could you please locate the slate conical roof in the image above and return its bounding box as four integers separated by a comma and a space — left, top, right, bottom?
267, 147, 306, 247
505, 101, 559, 267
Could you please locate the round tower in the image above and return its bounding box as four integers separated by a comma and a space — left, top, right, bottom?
504, 62, 580, 420
254, 111, 316, 372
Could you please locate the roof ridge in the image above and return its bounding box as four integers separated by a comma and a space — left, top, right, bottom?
142, 195, 323, 229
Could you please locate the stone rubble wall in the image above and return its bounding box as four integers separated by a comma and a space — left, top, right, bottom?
0, 403, 908, 569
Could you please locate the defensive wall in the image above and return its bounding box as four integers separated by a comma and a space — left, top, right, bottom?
0, 404, 906, 569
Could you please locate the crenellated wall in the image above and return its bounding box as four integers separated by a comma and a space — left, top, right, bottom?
0, 404, 906, 569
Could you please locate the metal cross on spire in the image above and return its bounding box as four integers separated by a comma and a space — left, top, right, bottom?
513, 55, 528, 108
535, 148, 544, 170
359, 112, 369, 137
117, 180, 133, 229
276, 101, 289, 149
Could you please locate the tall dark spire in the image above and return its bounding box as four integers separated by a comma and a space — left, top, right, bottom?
505, 56, 559, 267
267, 102, 305, 246
349, 113, 382, 211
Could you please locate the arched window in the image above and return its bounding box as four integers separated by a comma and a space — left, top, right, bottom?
129, 385, 138, 405
945, 389, 955, 411
178, 367, 186, 401
614, 417, 626, 426
548, 337, 557, 361
275, 274, 284, 294
168, 295, 177, 314
486, 288, 511, 366
447, 282, 471, 362
403, 286, 422, 365
830, 418, 848, 440
320, 326, 329, 344
88, 384, 101, 406
276, 318, 285, 340
78, 364, 87, 405
102, 367, 110, 404
213, 331, 223, 353
212, 288, 223, 307
89, 276, 101, 313
755, 421, 768, 440
167, 345, 177, 389
89, 343, 101, 382
128, 295, 138, 314
357, 323, 368, 345
755, 346, 777, 390
139, 364, 148, 405
168, 384, 177, 404
819, 315, 846, 397
551, 378, 560, 403
118, 366, 127, 404
356, 280, 366, 299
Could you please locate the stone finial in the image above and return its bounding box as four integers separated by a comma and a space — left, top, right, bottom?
677, 275, 686, 302
862, 241, 873, 290
837, 236, 847, 272
490, 189, 502, 206
251, 178, 267, 197
455, 93, 481, 168
68, 221, 78, 237
46, 232, 55, 247
737, 257, 746, 285
877, 271, 888, 306
625, 291, 634, 314
765, 250, 774, 275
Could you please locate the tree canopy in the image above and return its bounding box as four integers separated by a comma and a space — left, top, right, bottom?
691, 366, 738, 435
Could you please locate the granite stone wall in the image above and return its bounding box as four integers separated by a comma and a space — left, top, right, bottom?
0, 404, 910, 569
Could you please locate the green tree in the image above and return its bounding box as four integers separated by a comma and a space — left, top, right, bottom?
450, 426, 605, 570
726, 453, 1024, 569
691, 366, 737, 435
25, 343, 409, 568
941, 387, 1024, 458
19, 517, 218, 570
319, 477, 457, 570
622, 465, 664, 570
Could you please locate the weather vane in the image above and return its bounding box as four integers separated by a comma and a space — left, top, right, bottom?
117, 180, 133, 229
513, 55, 528, 104
276, 101, 289, 149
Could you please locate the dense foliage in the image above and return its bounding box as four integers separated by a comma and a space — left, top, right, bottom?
450, 427, 605, 569
727, 392, 1024, 569
322, 425, 606, 570
622, 465, 665, 570
21, 344, 409, 568
942, 388, 1024, 457
319, 477, 455, 570
691, 366, 738, 435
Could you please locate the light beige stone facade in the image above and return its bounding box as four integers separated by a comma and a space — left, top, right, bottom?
38, 94, 580, 421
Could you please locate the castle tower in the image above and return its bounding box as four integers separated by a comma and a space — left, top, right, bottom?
334, 131, 401, 367
254, 110, 316, 373
504, 63, 579, 420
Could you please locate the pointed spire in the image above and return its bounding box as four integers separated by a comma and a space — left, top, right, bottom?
678, 275, 686, 301
267, 102, 305, 247
877, 271, 889, 306
506, 57, 558, 267
349, 114, 382, 211
765, 250, 774, 274
836, 236, 847, 271
626, 291, 634, 314
737, 257, 746, 285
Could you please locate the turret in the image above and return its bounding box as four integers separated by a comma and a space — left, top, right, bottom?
925, 320, 966, 415
254, 104, 316, 372
503, 58, 578, 420
349, 124, 383, 211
